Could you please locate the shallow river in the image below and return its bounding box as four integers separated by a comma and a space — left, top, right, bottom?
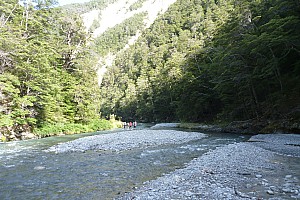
0, 126, 249, 199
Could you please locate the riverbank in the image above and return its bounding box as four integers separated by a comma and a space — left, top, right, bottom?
118, 133, 300, 199
178, 119, 300, 134
0, 119, 122, 142
45, 125, 300, 199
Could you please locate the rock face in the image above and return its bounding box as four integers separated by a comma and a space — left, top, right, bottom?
0, 126, 37, 142
20, 132, 37, 140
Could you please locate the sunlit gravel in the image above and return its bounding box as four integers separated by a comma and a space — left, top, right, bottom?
47, 130, 206, 153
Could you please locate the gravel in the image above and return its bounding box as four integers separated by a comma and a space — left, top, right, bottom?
117, 134, 300, 200
47, 128, 300, 199
46, 129, 206, 153
249, 133, 300, 157
117, 143, 274, 199
150, 123, 180, 129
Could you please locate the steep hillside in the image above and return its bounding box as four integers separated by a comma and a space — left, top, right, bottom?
99, 0, 300, 133
77, 0, 177, 84
0, 0, 108, 141
0, 0, 178, 141
1, 0, 299, 141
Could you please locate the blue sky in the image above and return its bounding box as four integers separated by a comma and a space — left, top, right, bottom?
57, 0, 92, 6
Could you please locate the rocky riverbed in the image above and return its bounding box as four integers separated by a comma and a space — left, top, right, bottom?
46, 128, 300, 199
47, 129, 206, 153
117, 133, 300, 200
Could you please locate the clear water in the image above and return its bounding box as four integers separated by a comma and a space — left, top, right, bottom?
0, 127, 248, 200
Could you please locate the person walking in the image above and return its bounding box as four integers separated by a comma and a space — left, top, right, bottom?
129, 121, 133, 130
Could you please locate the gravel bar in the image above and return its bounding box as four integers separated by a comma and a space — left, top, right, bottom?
249, 133, 300, 157
47, 129, 300, 199
150, 123, 180, 129
118, 134, 300, 200
47, 130, 206, 153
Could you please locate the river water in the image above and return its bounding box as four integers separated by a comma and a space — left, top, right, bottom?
0, 126, 249, 199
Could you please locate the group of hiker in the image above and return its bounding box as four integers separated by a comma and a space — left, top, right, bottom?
123, 121, 137, 130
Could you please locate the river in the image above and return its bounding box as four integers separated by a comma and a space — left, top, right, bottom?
0, 125, 249, 199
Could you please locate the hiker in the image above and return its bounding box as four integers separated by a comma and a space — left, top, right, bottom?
133, 121, 137, 128
123, 122, 127, 129
129, 121, 133, 129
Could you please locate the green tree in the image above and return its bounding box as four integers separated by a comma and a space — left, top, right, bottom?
0, 0, 103, 140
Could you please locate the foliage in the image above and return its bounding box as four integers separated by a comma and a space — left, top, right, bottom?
0, 0, 103, 140
86, 119, 113, 131
92, 12, 147, 56
100, 0, 300, 124
129, 0, 147, 11
33, 119, 113, 137
1, 0, 299, 140
61, 0, 118, 14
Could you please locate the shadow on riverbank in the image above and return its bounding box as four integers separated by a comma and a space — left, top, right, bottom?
178, 120, 300, 135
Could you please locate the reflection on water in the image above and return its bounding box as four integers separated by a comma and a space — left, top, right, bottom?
0, 128, 248, 200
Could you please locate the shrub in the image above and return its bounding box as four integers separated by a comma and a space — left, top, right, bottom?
34, 119, 114, 138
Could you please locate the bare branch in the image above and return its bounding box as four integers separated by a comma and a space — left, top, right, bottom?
1, 3, 18, 28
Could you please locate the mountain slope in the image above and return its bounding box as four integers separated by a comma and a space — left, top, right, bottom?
98, 0, 300, 133
79, 0, 177, 84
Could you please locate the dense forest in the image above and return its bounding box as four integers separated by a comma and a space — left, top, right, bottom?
0, 0, 117, 141
0, 0, 299, 141
100, 0, 300, 132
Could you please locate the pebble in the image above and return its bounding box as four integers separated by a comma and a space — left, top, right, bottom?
46, 126, 299, 200
116, 133, 300, 200
267, 190, 274, 195
282, 188, 291, 193
33, 166, 45, 170
47, 130, 206, 153
248, 134, 300, 157
256, 174, 263, 178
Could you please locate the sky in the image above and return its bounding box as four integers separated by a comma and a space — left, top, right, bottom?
57, 0, 92, 6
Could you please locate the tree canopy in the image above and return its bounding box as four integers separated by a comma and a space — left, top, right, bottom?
0, 0, 102, 140
1, 0, 299, 140
100, 0, 300, 124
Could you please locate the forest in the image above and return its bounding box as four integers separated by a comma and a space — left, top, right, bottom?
0, 0, 299, 141
0, 0, 117, 141
100, 0, 300, 131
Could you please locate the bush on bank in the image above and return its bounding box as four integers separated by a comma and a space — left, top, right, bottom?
33, 119, 116, 138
